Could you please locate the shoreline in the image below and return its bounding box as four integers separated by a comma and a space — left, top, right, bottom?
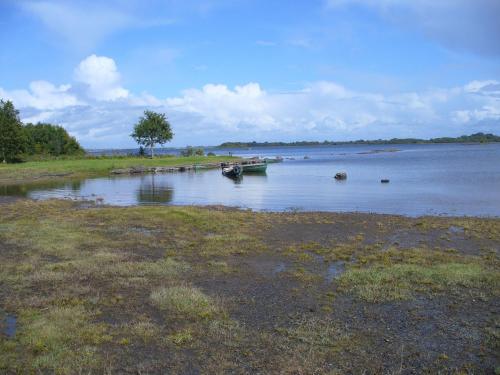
2, 195, 500, 219
0, 155, 240, 186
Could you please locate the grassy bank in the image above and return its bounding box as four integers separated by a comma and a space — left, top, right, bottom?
0, 155, 239, 184
0, 200, 498, 373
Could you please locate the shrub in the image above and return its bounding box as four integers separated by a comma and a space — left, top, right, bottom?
181, 146, 204, 157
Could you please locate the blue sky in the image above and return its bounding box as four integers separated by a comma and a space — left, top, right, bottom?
1, 0, 499, 148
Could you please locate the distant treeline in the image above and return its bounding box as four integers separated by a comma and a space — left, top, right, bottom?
1, 99, 84, 162
218, 133, 500, 148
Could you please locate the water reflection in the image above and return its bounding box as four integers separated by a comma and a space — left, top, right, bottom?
2, 143, 500, 216
136, 175, 173, 204
1, 180, 83, 197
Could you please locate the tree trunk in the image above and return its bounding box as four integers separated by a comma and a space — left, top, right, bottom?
150, 144, 154, 158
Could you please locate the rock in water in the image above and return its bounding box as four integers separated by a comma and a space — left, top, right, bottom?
381, 179, 390, 183
334, 172, 347, 180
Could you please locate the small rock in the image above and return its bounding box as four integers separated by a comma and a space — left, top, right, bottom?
334, 172, 347, 180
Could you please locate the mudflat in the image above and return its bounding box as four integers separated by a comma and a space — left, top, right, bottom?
0, 199, 498, 374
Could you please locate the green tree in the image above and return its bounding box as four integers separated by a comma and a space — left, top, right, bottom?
24, 123, 84, 156
0, 100, 26, 163
131, 111, 173, 158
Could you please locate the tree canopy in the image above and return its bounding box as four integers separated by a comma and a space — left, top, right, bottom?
24, 123, 84, 156
0, 99, 85, 162
0, 100, 26, 163
131, 111, 173, 157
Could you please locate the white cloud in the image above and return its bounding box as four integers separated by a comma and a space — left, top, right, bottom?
1, 55, 499, 148
74, 55, 129, 101
0, 80, 80, 110
326, 0, 500, 57
464, 80, 498, 93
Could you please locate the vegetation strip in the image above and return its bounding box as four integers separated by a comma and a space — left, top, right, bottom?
0, 155, 239, 184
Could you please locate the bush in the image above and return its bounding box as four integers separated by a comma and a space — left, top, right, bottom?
181, 146, 205, 157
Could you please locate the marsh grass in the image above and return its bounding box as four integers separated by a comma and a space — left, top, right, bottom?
207, 319, 245, 347
0, 200, 498, 373
168, 328, 194, 346
267, 316, 356, 374
0, 306, 110, 373
126, 318, 159, 343
151, 285, 220, 319
339, 262, 499, 302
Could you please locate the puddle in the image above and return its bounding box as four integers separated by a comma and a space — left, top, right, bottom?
272, 262, 287, 275
2, 314, 17, 338
307, 251, 325, 263
325, 262, 345, 283
448, 226, 465, 234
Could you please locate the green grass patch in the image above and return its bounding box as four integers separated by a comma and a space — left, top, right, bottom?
1, 306, 109, 374
168, 328, 194, 346
151, 285, 220, 319
338, 262, 499, 302
0, 155, 239, 183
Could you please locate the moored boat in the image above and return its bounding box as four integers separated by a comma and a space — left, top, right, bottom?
263, 157, 283, 163
241, 163, 267, 173
222, 164, 243, 178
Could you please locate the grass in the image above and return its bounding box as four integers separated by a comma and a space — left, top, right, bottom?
0, 199, 498, 373
338, 251, 499, 302
0, 154, 239, 183
168, 328, 194, 346
0, 305, 110, 374
151, 285, 220, 319
338, 263, 497, 302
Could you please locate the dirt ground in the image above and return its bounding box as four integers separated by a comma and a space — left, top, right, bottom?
0, 199, 498, 374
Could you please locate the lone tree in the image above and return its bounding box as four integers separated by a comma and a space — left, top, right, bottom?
0, 100, 25, 163
131, 110, 173, 158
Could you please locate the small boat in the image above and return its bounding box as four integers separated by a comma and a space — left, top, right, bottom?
222, 164, 243, 178
263, 157, 283, 164
242, 162, 267, 173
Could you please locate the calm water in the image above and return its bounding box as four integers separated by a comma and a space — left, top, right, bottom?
2, 143, 500, 217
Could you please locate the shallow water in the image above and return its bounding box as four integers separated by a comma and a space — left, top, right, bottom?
1, 314, 16, 338
325, 262, 346, 283
2, 143, 500, 217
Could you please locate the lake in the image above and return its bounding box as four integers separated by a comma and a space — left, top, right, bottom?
2, 143, 500, 217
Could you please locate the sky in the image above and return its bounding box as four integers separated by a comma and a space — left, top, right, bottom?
0, 0, 499, 148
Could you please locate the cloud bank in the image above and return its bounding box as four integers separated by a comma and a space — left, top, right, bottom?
1, 55, 499, 148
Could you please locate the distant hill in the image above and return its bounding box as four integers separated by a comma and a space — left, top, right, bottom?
218, 133, 500, 148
